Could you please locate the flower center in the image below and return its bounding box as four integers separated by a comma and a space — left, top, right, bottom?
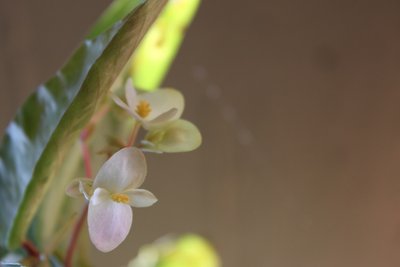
111, 193, 130, 204
136, 101, 152, 118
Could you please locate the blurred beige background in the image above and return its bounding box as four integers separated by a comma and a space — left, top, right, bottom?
2, 0, 400, 266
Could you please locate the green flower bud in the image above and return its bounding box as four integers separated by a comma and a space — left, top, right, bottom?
158, 234, 220, 267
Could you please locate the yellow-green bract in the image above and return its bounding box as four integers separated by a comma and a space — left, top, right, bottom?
131, 0, 201, 91
129, 234, 220, 267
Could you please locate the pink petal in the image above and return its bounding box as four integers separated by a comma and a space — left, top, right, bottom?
88, 188, 133, 252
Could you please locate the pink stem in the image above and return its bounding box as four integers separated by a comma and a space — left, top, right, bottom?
22, 240, 40, 259
80, 132, 93, 178
64, 205, 88, 267
127, 123, 141, 147
64, 134, 92, 267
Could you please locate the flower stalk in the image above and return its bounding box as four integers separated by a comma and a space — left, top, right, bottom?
22, 240, 40, 260
64, 132, 93, 267
127, 122, 141, 147
64, 205, 88, 267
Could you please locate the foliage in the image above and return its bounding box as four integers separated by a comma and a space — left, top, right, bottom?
0, 0, 167, 250
0, 0, 217, 266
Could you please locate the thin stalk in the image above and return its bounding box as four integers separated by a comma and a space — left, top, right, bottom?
64, 205, 88, 267
80, 136, 93, 178
81, 105, 110, 140
127, 122, 141, 147
22, 240, 40, 259
64, 136, 92, 267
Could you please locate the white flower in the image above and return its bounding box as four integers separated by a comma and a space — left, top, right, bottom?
66, 147, 157, 252
141, 119, 202, 153
112, 79, 184, 129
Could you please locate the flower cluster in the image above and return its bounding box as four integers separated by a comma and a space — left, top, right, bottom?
113, 79, 201, 153
67, 80, 201, 253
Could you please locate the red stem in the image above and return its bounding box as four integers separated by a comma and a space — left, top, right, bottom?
80, 133, 93, 178
22, 240, 40, 259
64, 205, 88, 267
64, 135, 92, 267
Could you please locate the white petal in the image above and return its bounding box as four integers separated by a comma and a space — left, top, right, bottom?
93, 147, 147, 193
125, 79, 138, 109
88, 188, 132, 253
125, 189, 158, 208
90, 187, 110, 205
144, 108, 178, 130
138, 89, 184, 121
112, 94, 143, 121
112, 95, 131, 112
144, 119, 202, 153
65, 178, 93, 199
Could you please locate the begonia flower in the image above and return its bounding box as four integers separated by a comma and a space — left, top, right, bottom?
66, 147, 157, 252
112, 79, 184, 129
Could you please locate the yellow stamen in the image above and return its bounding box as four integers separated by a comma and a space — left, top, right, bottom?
136, 101, 152, 118
111, 193, 130, 204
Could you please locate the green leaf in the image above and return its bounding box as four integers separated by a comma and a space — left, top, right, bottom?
0, 0, 167, 249
88, 0, 143, 39
33, 141, 82, 251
